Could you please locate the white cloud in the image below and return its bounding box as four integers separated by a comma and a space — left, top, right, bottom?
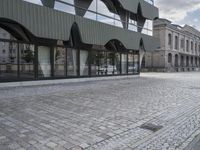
155, 0, 200, 22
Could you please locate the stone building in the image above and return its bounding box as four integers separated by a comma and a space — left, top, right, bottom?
142, 18, 200, 72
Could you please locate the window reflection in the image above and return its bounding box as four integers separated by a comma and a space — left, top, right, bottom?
142, 20, 153, 36
0, 42, 18, 80
133, 54, 139, 73
114, 53, 121, 74
54, 0, 75, 15
99, 51, 107, 75
121, 54, 127, 74
67, 48, 77, 76
38, 46, 51, 78
128, 53, 134, 74
23, 0, 43, 5
107, 52, 115, 75
80, 50, 89, 76
91, 51, 99, 76
54, 47, 66, 77
19, 44, 35, 79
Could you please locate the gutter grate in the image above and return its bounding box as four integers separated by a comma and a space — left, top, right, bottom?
140, 123, 163, 132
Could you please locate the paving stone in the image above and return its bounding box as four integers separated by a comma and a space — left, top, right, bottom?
1, 73, 200, 149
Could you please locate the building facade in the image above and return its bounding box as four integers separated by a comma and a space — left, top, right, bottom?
143, 18, 200, 72
0, 0, 158, 82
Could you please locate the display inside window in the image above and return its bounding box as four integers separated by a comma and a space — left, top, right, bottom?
121, 54, 127, 74
38, 46, 51, 78
99, 52, 107, 75
54, 47, 66, 77
91, 51, 99, 76
114, 53, 121, 74
133, 54, 139, 74
67, 48, 77, 76
80, 50, 89, 76
19, 44, 35, 79
128, 53, 134, 74
0, 42, 18, 80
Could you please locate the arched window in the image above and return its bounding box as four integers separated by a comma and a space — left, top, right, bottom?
191, 41, 194, 52
186, 40, 189, 52
175, 36, 178, 50
181, 55, 184, 67
168, 34, 172, 46
195, 43, 197, 53
168, 53, 172, 63
181, 38, 184, 49
195, 57, 198, 66
175, 54, 178, 67
186, 56, 189, 67
191, 57, 193, 66
0, 27, 16, 40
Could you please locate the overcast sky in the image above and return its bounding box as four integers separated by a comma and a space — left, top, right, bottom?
155, 0, 200, 30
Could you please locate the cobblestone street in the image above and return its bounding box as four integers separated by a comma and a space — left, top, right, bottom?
1, 72, 200, 150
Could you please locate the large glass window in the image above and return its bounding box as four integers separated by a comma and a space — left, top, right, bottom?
91, 51, 99, 76
128, 53, 134, 74
168, 34, 172, 46
85, 0, 122, 27
114, 53, 121, 74
121, 53, 127, 74
99, 51, 107, 75
106, 52, 115, 75
0, 42, 18, 80
168, 53, 172, 63
142, 20, 153, 36
19, 44, 35, 79
38, 46, 51, 78
129, 18, 137, 32
133, 53, 139, 73
54, 47, 66, 77
54, 0, 75, 15
23, 0, 42, 5
80, 50, 89, 76
67, 48, 78, 76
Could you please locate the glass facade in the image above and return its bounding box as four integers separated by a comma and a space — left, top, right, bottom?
0, 42, 18, 80
91, 51, 99, 76
0, 27, 139, 82
54, 47, 67, 77
19, 44, 35, 79
38, 46, 51, 78
23, 0, 152, 36
67, 48, 78, 76
114, 53, 121, 75
80, 50, 89, 76
128, 53, 134, 74
133, 53, 139, 73
121, 54, 128, 74
99, 51, 107, 75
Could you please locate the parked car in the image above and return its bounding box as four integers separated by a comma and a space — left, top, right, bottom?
98, 65, 117, 75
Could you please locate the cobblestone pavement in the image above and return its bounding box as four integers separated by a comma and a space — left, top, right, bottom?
1, 72, 200, 150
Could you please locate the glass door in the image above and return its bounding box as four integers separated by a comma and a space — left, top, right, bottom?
38, 46, 51, 78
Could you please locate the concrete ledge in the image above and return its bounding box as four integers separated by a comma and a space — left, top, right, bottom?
0, 75, 139, 88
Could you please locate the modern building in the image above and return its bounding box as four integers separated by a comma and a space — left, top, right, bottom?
143, 18, 200, 72
0, 0, 159, 82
